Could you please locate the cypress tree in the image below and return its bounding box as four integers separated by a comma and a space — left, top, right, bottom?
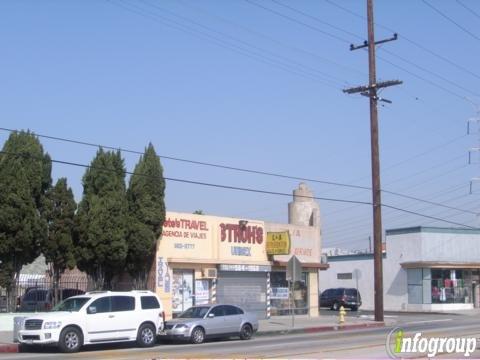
75, 149, 128, 290
0, 131, 51, 310
42, 178, 77, 303
126, 143, 165, 289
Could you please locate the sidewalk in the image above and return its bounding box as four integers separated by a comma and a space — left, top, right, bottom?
0, 312, 386, 353
258, 313, 387, 336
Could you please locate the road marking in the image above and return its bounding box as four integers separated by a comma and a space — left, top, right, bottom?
405, 319, 452, 325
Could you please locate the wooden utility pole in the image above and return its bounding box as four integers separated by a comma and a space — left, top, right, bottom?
343, 0, 402, 322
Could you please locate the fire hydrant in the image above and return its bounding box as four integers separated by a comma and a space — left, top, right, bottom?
338, 305, 347, 324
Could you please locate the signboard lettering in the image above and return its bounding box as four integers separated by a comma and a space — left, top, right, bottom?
266, 231, 291, 255
220, 223, 263, 244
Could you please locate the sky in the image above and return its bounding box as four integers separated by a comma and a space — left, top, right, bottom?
0, 0, 479, 252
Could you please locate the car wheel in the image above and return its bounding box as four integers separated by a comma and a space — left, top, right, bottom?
239, 324, 253, 340
191, 327, 205, 344
351, 306, 358, 311
137, 323, 156, 347
58, 326, 83, 353
332, 302, 339, 311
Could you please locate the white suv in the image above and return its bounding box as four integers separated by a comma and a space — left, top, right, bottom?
17, 290, 164, 353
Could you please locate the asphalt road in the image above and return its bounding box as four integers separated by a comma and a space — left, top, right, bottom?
2, 313, 479, 359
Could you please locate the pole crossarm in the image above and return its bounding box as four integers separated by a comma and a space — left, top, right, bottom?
350, 33, 398, 51
343, 80, 403, 94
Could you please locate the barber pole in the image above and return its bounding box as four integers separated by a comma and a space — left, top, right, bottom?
266, 272, 271, 319
211, 278, 217, 304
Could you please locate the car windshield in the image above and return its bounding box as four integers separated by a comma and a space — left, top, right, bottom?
178, 306, 210, 318
52, 297, 90, 312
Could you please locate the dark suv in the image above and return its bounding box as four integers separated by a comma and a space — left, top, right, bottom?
319, 288, 361, 311
18, 288, 85, 312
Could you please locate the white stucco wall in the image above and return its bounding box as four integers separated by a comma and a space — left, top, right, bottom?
320, 227, 480, 312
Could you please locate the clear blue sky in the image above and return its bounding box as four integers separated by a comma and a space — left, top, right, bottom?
1, 0, 479, 251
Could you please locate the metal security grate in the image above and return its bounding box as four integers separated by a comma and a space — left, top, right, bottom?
24, 319, 43, 330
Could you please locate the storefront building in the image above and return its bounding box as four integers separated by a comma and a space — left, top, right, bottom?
321, 227, 480, 312
156, 183, 328, 319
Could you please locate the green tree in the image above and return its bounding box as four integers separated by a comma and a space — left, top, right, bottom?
42, 178, 77, 303
193, 210, 204, 215
126, 143, 165, 289
0, 131, 51, 310
75, 149, 128, 290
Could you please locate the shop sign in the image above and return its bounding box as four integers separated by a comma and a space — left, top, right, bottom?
220, 223, 263, 244
266, 231, 291, 255
219, 264, 271, 272
156, 257, 171, 293
194, 279, 210, 305
271, 287, 289, 299
163, 217, 209, 240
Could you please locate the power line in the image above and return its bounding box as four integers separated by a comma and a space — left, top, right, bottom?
176, 0, 367, 80
248, 0, 474, 104
382, 204, 475, 229
422, 0, 480, 42
269, 0, 363, 41
106, 0, 342, 88
324, 0, 480, 81
0, 126, 370, 191
0, 126, 473, 215
1, 149, 475, 229
456, 0, 480, 20
243, 0, 351, 44
271, 0, 480, 98
0, 150, 370, 206
138, 0, 348, 86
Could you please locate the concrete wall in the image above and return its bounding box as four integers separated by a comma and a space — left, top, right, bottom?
320, 227, 480, 312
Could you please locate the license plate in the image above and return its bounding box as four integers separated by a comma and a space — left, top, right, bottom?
158, 330, 166, 336
25, 340, 34, 344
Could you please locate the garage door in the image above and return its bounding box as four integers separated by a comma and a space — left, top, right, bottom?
217, 271, 267, 319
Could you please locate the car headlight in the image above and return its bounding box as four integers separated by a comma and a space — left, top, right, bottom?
44, 321, 62, 329
175, 324, 189, 330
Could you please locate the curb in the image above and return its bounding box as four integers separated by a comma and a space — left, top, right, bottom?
0, 343, 18, 353
257, 321, 385, 337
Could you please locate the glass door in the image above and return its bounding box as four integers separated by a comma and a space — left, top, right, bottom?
172, 270, 194, 316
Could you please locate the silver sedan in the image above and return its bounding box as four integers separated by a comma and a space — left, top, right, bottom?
159, 304, 258, 344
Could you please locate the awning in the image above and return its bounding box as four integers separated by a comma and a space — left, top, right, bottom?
400, 261, 480, 269
272, 260, 329, 270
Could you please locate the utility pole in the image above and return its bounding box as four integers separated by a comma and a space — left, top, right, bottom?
343, 0, 402, 322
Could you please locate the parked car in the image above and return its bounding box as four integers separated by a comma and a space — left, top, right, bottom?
18, 288, 85, 312
17, 290, 165, 353
159, 304, 258, 344
319, 288, 361, 311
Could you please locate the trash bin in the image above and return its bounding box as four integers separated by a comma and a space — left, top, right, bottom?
13, 316, 26, 343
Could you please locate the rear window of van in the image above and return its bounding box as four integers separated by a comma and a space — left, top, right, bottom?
141, 296, 160, 309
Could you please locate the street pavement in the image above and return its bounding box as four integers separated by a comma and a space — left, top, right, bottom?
1, 310, 479, 359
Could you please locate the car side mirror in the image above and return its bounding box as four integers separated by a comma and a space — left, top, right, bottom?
208, 313, 215, 318
87, 306, 97, 314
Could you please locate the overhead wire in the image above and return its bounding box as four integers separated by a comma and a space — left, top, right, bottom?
323, 0, 480, 81
422, 0, 480, 42
0, 149, 475, 230
106, 0, 342, 89
138, 0, 349, 86
245, 0, 475, 104
0, 127, 474, 215
456, 0, 480, 20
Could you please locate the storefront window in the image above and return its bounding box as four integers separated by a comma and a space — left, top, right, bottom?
270, 271, 308, 315
172, 270, 194, 316
431, 269, 472, 304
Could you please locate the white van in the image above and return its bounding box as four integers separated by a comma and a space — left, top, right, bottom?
18, 290, 165, 353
